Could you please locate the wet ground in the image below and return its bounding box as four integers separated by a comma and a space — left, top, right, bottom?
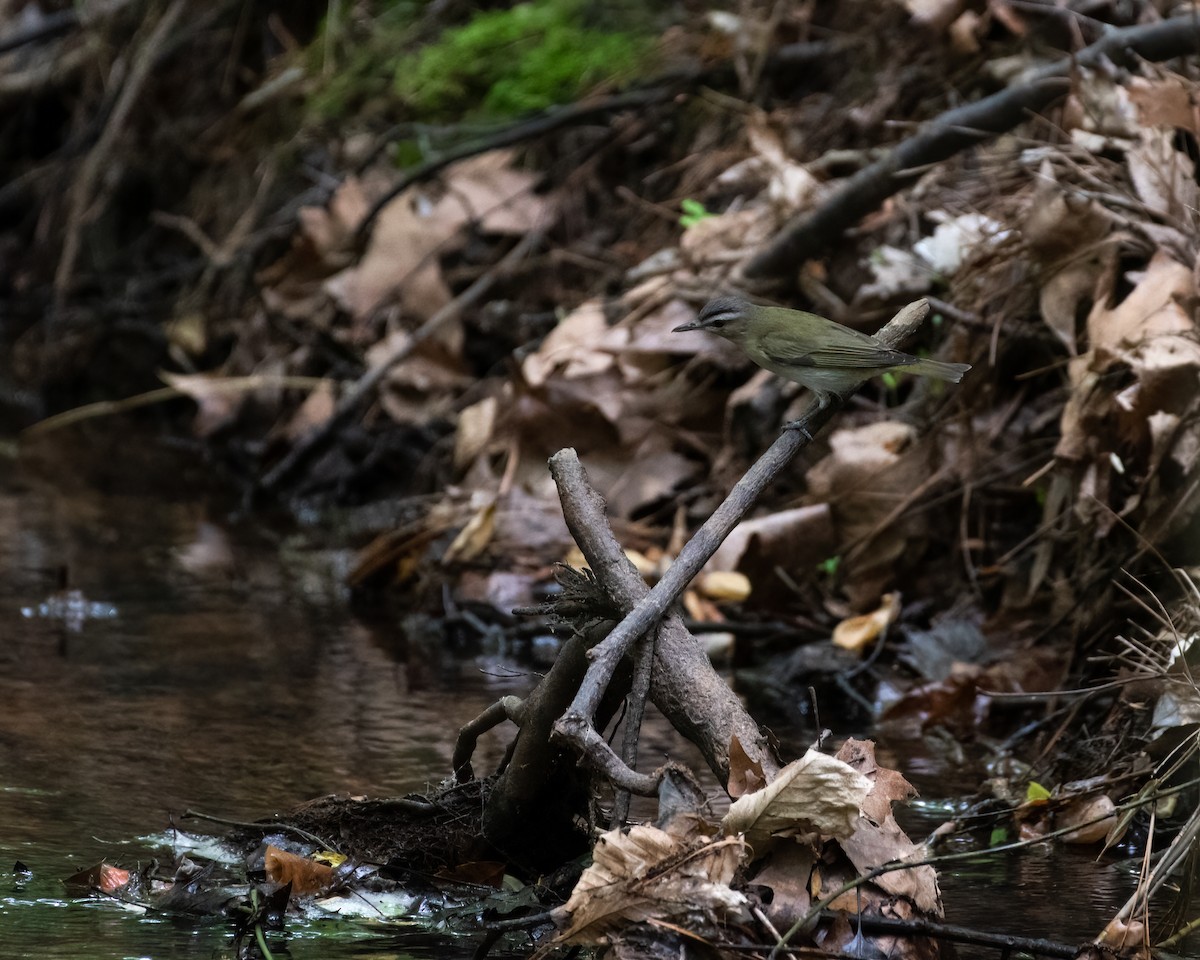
0, 430, 1175, 958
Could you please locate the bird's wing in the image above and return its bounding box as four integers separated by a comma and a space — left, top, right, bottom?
758, 324, 917, 369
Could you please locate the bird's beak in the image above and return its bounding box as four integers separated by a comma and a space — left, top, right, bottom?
672, 320, 700, 332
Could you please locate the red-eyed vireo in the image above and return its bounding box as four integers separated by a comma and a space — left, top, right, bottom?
673, 296, 970, 434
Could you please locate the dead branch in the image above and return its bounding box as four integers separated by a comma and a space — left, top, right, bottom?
745, 14, 1200, 279
551, 301, 933, 789
548, 447, 784, 788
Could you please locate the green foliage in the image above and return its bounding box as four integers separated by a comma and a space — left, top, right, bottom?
679, 198, 712, 229
817, 555, 841, 578
393, 0, 653, 118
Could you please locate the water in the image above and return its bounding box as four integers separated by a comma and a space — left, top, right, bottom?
0, 432, 1185, 958
1, 432, 523, 958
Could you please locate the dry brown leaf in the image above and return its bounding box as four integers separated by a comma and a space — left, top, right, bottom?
708, 505, 834, 607
1128, 73, 1200, 136
282, 379, 336, 440
807, 422, 927, 606
434, 149, 549, 235
1097, 917, 1148, 955
553, 827, 748, 945
722, 748, 872, 856
748, 842, 815, 930
297, 176, 370, 265
160, 371, 243, 437
695, 570, 751, 603
680, 207, 774, 264
835, 739, 920, 827
603, 443, 698, 518
264, 844, 336, 895
324, 189, 462, 323
727, 733, 768, 799
1127, 128, 1198, 223
521, 301, 616, 387
901, 0, 964, 32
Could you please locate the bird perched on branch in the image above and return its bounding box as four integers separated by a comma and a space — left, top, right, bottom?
673, 296, 970, 435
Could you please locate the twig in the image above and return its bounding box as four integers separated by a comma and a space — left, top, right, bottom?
54, 0, 188, 307
178, 808, 335, 852
611, 633, 655, 827
0, 9, 78, 54
745, 14, 1200, 278
354, 86, 684, 247
816, 911, 1081, 958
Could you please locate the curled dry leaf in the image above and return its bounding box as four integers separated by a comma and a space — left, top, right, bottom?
835, 739, 942, 916
160, 371, 243, 437
722, 748, 872, 856
807, 421, 927, 606
708, 505, 834, 606
521, 300, 614, 388
553, 826, 748, 945
832, 591, 901, 652
727, 733, 767, 799
442, 496, 497, 566
1059, 794, 1116, 844
1127, 71, 1200, 136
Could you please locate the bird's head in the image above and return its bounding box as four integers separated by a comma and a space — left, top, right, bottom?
672, 297, 755, 342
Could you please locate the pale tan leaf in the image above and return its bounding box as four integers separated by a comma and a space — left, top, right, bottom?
442, 497, 497, 566
435, 149, 550, 235
1060, 794, 1116, 844
453, 396, 498, 471
521, 301, 616, 388
722, 748, 872, 855
832, 592, 901, 652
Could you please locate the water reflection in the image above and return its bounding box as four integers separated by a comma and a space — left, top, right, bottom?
0, 433, 516, 958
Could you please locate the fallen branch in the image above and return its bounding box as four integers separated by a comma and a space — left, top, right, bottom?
548, 449, 781, 787
554, 300, 933, 773
745, 14, 1200, 279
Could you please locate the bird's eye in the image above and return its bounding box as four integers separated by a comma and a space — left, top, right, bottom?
709, 316, 725, 327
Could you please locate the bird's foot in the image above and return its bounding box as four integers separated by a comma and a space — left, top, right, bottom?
783, 419, 814, 442
782, 394, 831, 441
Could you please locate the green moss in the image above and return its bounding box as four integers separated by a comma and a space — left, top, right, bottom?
393, 0, 654, 119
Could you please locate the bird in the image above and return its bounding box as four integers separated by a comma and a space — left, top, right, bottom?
673, 296, 970, 436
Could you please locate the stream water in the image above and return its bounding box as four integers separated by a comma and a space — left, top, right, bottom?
0, 431, 1180, 958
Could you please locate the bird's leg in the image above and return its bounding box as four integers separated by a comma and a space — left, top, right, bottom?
783, 393, 831, 440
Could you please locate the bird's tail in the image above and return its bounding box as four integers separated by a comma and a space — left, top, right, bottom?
909, 359, 971, 383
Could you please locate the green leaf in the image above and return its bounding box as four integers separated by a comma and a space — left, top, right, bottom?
679, 198, 712, 229
1026, 781, 1052, 802
989, 826, 1009, 847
